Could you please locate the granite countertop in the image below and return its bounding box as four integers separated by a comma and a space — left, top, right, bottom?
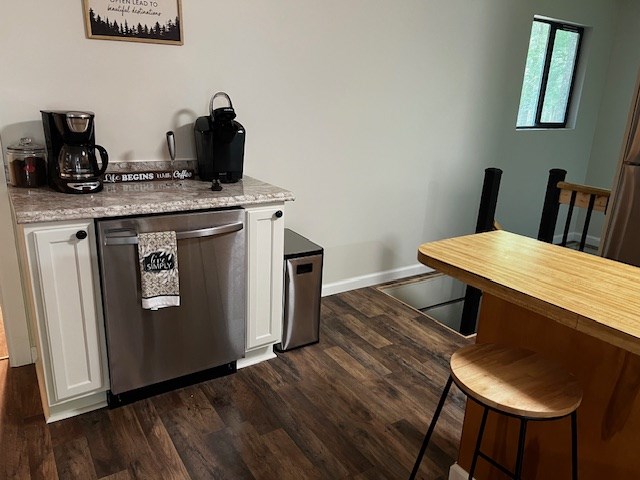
9, 176, 295, 224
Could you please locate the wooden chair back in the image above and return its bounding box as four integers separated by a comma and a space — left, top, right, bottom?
538, 169, 611, 251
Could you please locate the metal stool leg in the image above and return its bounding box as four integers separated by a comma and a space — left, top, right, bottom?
409, 376, 453, 480
513, 418, 529, 479
571, 411, 578, 480
468, 407, 489, 480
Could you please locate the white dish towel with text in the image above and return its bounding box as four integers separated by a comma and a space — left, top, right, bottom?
137, 231, 180, 310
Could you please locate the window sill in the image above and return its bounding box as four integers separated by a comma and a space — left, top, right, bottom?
516, 127, 575, 131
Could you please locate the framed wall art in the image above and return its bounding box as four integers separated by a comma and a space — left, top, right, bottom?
82, 0, 183, 45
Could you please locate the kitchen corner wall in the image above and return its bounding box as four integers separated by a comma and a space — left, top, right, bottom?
0, 0, 623, 292
584, 0, 640, 239
489, 2, 619, 239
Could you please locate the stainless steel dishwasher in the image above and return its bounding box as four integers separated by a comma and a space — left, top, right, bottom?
96, 208, 245, 406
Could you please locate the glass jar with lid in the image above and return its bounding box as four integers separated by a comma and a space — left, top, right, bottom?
6, 138, 47, 188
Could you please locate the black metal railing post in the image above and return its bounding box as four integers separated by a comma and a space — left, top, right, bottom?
459, 168, 502, 335
537, 168, 567, 243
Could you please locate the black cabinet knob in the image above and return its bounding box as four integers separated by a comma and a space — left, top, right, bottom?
76, 230, 88, 240
275, 210, 283, 218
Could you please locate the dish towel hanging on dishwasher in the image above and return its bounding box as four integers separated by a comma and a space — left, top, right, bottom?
137, 231, 180, 310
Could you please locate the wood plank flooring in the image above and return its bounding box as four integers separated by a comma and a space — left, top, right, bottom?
0, 286, 470, 480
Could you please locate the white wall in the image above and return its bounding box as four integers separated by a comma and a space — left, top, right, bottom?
585, 0, 640, 239
587, 0, 640, 189
489, 2, 619, 238
0, 0, 621, 294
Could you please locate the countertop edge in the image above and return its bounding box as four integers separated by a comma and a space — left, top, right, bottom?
13, 193, 295, 224
418, 249, 580, 330
9, 176, 295, 224
418, 230, 640, 352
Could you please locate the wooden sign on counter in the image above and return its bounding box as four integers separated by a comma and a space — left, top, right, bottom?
104, 169, 195, 183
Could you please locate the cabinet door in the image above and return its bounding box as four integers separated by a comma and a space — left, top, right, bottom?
246, 205, 284, 350
31, 221, 106, 402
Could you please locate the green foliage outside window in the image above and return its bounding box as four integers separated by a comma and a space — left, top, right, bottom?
517, 19, 583, 128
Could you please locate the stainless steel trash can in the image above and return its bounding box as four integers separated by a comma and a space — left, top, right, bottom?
275, 229, 323, 352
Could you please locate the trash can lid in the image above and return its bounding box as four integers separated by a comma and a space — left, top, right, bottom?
285, 229, 323, 258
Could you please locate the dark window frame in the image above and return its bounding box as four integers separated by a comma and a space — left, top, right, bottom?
517, 18, 584, 129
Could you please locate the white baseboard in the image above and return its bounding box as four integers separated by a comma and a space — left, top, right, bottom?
237, 345, 277, 369
321, 229, 604, 299
321, 263, 432, 297
553, 231, 600, 246
46, 392, 108, 424
449, 463, 473, 480
321, 231, 601, 299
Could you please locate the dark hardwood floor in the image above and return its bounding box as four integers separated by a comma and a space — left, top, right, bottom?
0, 286, 470, 480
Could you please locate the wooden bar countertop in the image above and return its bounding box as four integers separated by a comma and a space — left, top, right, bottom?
418, 230, 640, 355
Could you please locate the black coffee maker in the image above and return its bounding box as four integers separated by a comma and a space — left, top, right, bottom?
41, 111, 109, 194
194, 92, 245, 191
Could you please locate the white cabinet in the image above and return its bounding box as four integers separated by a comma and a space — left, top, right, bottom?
21, 220, 108, 422
240, 204, 285, 367
16, 203, 287, 414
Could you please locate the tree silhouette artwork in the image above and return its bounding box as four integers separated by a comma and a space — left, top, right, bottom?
87, 8, 181, 43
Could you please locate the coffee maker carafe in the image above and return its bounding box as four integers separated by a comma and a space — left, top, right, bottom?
41, 111, 109, 194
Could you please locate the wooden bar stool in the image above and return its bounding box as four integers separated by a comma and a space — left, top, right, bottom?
409, 343, 583, 480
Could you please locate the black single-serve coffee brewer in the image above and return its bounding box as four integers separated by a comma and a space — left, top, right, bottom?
194, 92, 245, 191
41, 110, 109, 194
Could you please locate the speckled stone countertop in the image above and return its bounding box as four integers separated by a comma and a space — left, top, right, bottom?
9, 176, 295, 224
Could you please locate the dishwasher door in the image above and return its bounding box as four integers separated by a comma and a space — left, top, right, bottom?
96, 208, 245, 399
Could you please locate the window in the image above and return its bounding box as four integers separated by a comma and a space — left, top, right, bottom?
516, 18, 583, 129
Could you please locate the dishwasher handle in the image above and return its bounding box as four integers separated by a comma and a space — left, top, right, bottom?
103, 221, 244, 246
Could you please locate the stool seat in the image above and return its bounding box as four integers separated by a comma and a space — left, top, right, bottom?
450, 343, 583, 419
410, 342, 582, 479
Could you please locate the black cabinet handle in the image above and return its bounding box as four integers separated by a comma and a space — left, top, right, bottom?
275, 210, 283, 218
76, 230, 88, 240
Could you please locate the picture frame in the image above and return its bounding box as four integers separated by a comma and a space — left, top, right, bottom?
82, 0, 183, 46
